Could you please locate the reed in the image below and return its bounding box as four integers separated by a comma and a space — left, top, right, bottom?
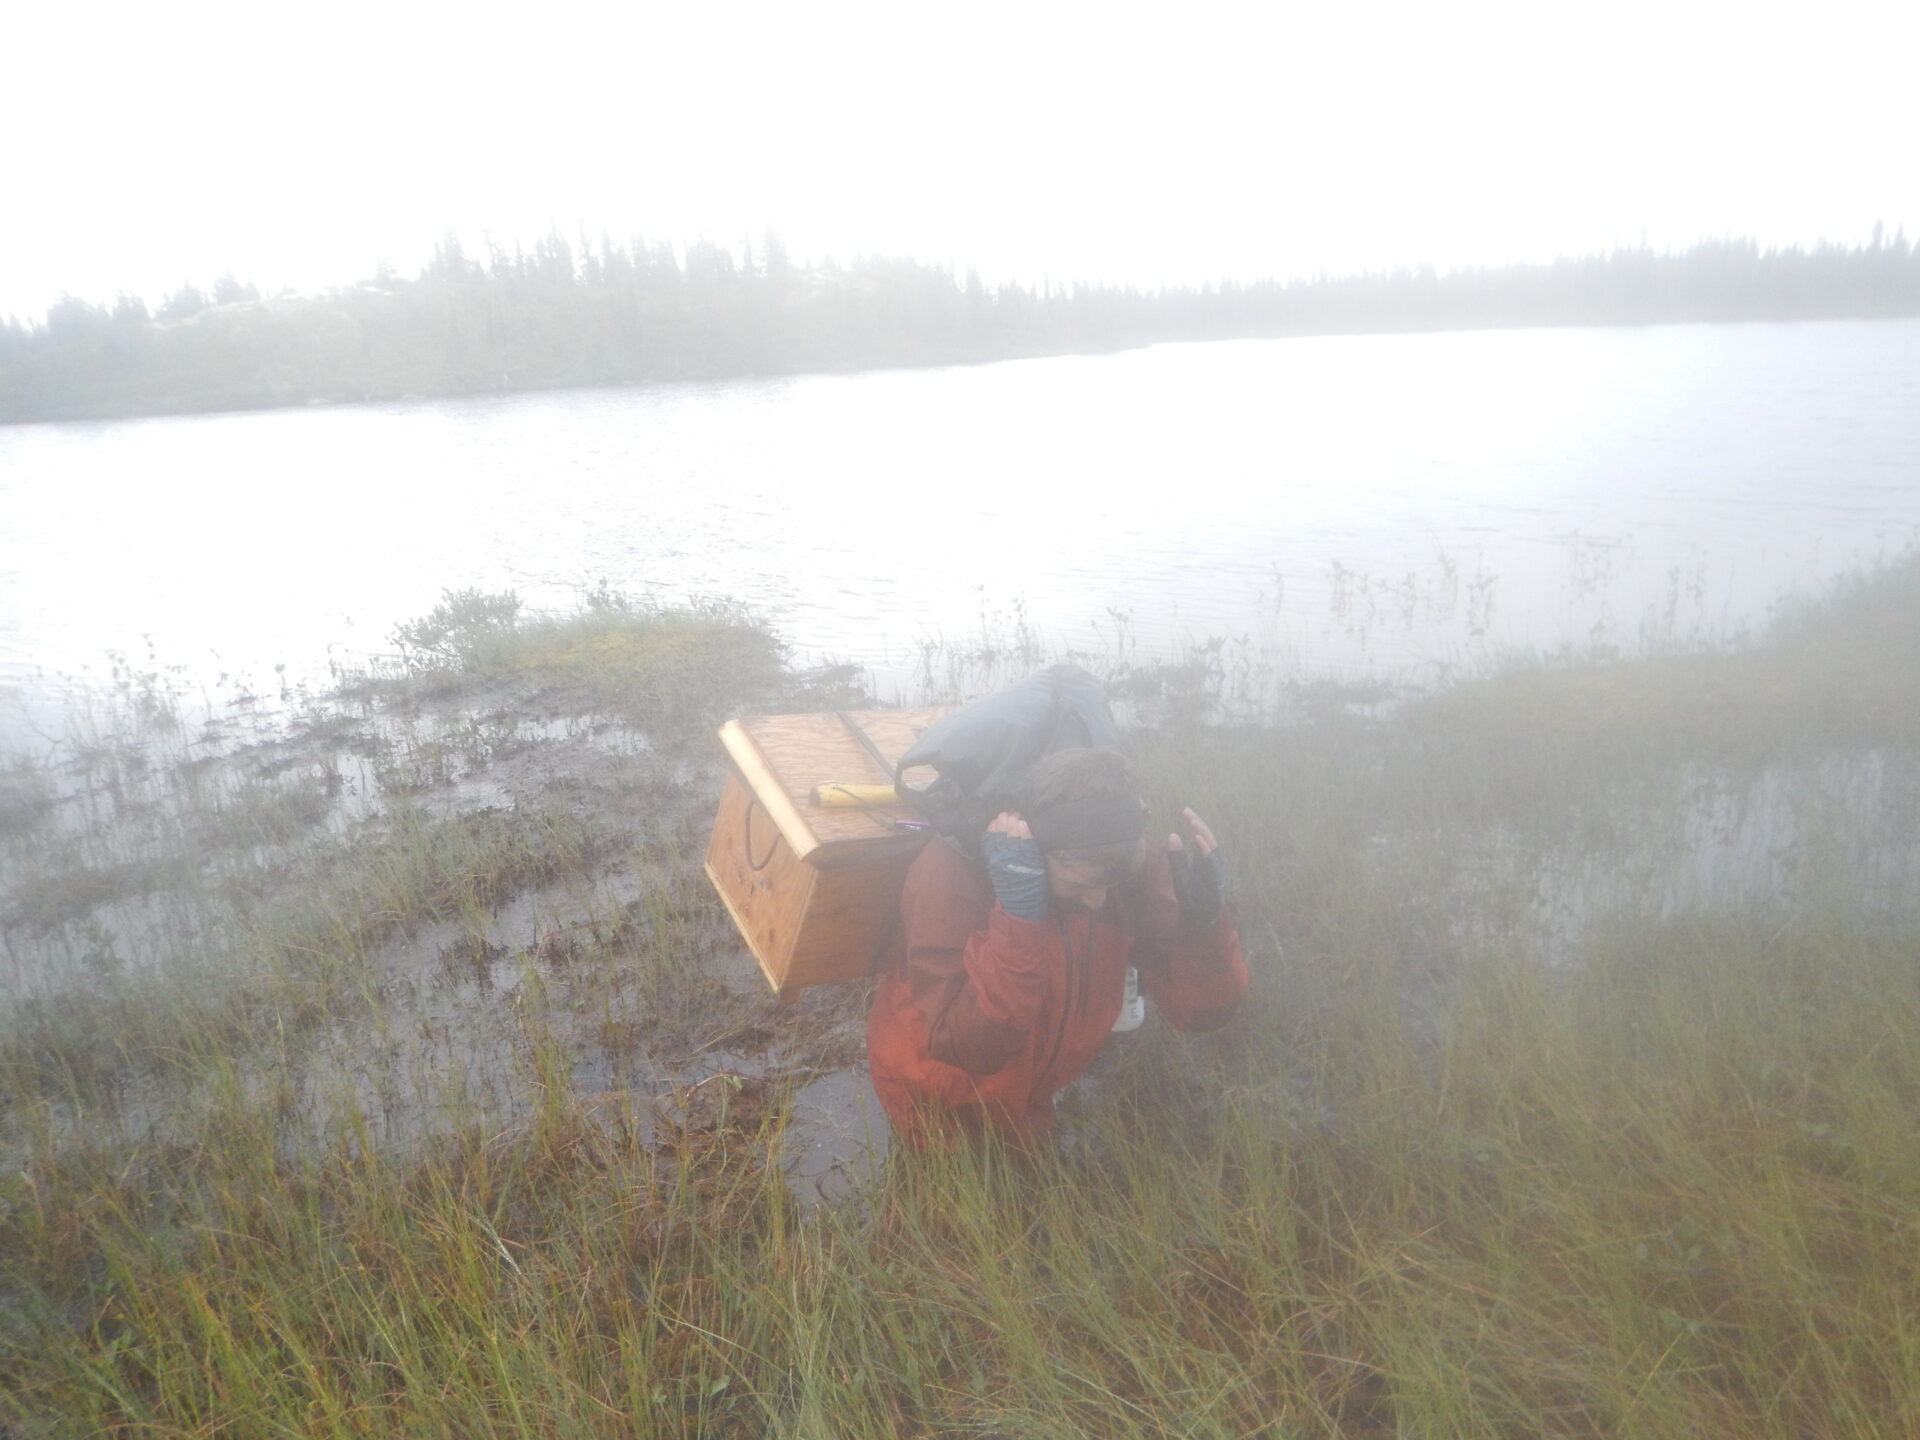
2, 560, 1916, 1437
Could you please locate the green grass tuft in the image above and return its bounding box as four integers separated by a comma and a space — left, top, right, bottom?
2, 562, 1917, 1437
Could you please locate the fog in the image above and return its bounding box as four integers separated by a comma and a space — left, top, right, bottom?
4, 0, 1914, 319
6, 3, 1920, 1423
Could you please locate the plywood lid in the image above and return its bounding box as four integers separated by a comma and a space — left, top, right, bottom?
717, 707, 948, 862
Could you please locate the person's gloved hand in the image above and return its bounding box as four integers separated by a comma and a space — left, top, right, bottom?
982, 812, 1048, 922
1168, 807, 1228, 927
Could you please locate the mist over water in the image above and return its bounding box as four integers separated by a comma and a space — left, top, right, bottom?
2, 318, 1916, 724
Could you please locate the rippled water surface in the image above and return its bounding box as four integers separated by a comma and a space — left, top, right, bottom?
3, 319, 1917, 713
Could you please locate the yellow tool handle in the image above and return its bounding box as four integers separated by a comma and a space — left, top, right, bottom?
810, 782, 900, 808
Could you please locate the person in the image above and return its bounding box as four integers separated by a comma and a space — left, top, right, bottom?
865, 746, 1248, 1146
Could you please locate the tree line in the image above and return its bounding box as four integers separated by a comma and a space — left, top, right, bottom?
3, 229, 1916, 424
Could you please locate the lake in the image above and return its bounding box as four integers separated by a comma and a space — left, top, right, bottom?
3, 317, 1917, 731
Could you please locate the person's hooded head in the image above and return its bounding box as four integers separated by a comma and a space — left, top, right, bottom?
1021, 747, 1147, 910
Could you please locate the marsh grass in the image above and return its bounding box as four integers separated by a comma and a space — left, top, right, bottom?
369, 585, 808, 728
3, 561, 1919, 1437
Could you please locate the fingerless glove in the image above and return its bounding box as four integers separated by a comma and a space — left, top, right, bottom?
1169, 846, 1228, 927
982, 831, 1049, 922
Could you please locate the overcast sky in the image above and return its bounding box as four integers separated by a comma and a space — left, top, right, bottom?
4, 0, 1914, 321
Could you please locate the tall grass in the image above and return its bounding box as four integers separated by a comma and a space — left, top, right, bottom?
3, 561, 1918, 1437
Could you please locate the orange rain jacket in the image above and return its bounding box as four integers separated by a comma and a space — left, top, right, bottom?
865, 836, 1249, 1146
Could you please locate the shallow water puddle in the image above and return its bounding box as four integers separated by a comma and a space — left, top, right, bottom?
783, 1069, 890, 1207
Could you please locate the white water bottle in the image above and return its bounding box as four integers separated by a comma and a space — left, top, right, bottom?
1111, 966, 1145, 1032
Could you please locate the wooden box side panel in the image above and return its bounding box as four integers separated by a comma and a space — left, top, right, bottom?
783, 847, 921, 992
704, 770, 818, 995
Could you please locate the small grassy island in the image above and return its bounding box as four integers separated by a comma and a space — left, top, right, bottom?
2, 558, 1917, 1437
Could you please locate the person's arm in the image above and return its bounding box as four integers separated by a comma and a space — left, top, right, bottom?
1136, 808, 1248, 1031
900, 824, 1060, 1075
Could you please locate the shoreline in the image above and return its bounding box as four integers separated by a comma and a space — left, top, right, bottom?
3, 564, 1917, 1433
8, 311, 1917, 430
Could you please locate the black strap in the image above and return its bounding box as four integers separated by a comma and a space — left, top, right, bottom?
744, 797, 780, 871
836, 710, 897, 783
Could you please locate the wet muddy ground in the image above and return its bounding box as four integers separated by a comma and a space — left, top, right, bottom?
0, 640, 899, 1208
7, 578, 1919, 1219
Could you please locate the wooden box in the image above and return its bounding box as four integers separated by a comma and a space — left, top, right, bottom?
705, 707, 947, 997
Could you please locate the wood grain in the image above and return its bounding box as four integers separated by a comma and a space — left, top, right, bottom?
705, 706, 949, 996
722, 707, 947, 859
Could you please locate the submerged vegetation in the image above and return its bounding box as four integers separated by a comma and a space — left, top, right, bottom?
2, 556, 1918, 1436
5, 230, 1919, 423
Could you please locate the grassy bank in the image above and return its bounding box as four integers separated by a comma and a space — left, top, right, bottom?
2, 560, 1917, 1437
